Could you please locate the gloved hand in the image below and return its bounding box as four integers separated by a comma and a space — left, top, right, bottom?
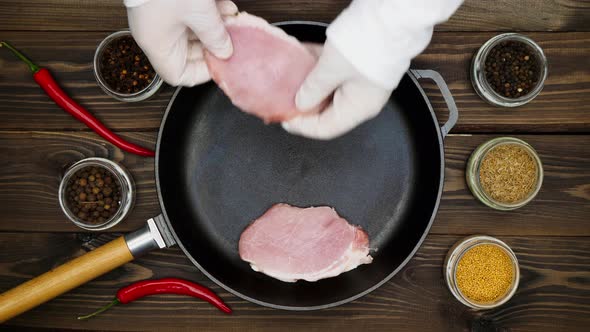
283, 0, 463, 140
282, 42, 392, 140
125, 0, 238, 86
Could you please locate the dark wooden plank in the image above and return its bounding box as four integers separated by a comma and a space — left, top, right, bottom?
0, 131, 159, 233
416, 32, 590, 133
1, 32, 589, 133
0, 131, 588, 236
0, 31, 174, 132
440, 134, 590, 236
1, 0, 589, 32
1, 232, 588, 331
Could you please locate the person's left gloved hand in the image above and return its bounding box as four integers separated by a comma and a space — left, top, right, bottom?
126, 0, 238, 86
282, 42, 392, 140
283, 0, 463, 140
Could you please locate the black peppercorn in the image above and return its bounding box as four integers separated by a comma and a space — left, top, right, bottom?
484, 41, 540, 98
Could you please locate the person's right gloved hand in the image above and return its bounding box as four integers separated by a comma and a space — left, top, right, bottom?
125, 0, 238, 86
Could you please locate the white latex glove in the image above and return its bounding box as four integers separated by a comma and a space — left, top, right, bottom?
282, 42, 391, 140
284, 0, 463, 140
125, 0, 238, 86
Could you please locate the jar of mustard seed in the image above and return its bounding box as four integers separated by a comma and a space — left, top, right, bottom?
466, 137, 543, 210
444, 235, 520, 309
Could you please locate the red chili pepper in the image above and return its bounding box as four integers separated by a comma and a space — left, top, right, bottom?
0, 41, 155, 158
78, 278, 232, 320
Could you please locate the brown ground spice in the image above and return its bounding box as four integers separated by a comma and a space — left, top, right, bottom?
456, 244, 514, 303
479, 144, 537, 203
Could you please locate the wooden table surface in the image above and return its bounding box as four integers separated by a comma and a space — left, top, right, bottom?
1, 1, 589, 331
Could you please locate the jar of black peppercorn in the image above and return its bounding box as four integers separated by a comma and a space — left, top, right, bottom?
471, 33, 547, 107
59, 158, 135, 231
93, 30, 164, 102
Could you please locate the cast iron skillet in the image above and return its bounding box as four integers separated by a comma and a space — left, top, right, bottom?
155, 22, 458, 310
0, 22, 459, 321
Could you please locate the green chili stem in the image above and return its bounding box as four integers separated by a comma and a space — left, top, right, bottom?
0, 41, 40, 73
77, 298, 120, 320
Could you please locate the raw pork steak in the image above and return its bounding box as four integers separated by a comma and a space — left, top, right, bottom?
205, 13, 318, 123
238, 204, 372, 282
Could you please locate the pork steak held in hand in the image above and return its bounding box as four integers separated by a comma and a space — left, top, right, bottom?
238, 204, 373, 283
204, 13, 318, 123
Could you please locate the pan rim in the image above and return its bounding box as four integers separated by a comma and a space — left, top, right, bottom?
155, 23, 446, 311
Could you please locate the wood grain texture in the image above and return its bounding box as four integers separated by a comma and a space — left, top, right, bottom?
415, 32, 590, 133
1, 32, 589, 133
0, 3, 589, 331
0, 131, 588, 236
1, 0, 589, 32
0, 131, 159, 232
0, 232, 587, 331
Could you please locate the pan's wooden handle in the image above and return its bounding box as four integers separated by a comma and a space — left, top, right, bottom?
0, 236, 133, 323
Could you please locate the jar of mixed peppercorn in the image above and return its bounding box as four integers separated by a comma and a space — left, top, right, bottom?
93, 30, 163, 102
471, 33, 547, 107
59, 158, 135, 231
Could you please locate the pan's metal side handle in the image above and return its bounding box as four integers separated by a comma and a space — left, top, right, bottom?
411, 69, 459, 138
125, 214, 176, 257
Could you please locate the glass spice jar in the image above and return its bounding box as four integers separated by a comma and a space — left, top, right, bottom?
471, 33, 548, 107
444, 235, 520, 309
466, 137, 544, 211
93, 30, 164, 102
59, 157, 135, 231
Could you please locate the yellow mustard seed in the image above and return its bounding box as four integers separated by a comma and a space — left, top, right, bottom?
456, 244, 514, 303
479, 144, 537, 203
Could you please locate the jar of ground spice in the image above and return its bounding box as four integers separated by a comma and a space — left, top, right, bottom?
467, 137, 543, 210
59, 158, 135, 231
471, 33, 547, 107
444, 235, 520, 309
93, 31, 163, 102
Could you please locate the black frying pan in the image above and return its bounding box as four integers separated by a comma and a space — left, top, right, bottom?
155, 22, 458, 309
0, 22, 459, 321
